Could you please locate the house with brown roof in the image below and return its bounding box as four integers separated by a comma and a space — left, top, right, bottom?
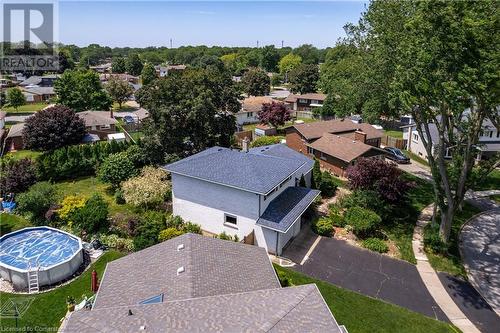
3, 122, 26, 152
21, 86, 56, 103
236, 96, 274, 125
77, 111, 118, 140
284, 93, 326, 118
286, 119, 385, 177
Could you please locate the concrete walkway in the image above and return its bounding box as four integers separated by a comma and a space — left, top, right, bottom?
460, 209, 500, 316
412, 204, 481, 332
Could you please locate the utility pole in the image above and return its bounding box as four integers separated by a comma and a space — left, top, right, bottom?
256, 40, 259, 48
281, 40, 284, 48
170, 39, 173, 48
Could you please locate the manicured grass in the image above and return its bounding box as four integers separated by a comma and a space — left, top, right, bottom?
1, 102, 48, 113
5, 150, 42, 161
403, 149, 430, 167
274, 265, 457, 333
112, 102, 137, 112
54, 177, 135, 215
425, 203, 482, 277
473, 169, 500, 191
384, 130, 404, 139
129, 131, 144, 141
0, 251, 124, 330
0, 213, 32, 236
380, 173, 435, 263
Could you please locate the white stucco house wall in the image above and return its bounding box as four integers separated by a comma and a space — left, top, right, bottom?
403, 116, 499, 161
164, 144, 317, 256
236, 96, 275, 126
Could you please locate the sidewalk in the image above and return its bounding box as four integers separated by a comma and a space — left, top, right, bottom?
412, 204, 481, 333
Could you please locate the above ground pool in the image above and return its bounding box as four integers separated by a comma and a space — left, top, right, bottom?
0, 226, 83, 291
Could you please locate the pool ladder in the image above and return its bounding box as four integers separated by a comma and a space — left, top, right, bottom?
27, 263, 40, 294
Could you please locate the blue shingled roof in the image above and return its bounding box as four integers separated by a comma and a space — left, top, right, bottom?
249, 144, 314, 177
257, 187, 320, 233
164, 147, 305, 194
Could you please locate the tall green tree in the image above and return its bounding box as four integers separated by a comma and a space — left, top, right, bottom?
55, 69, 112, 111
112, 56, 126, 73
141, 63, 157, 85
293, 44, 320, 64
126, 54, 144, 76
105, 76, 134, 109
260, 45, 280, 72
278, 53, 302, 76
136, 67, 241, 162
6, 87, 26, 110
241, 68, 271, 96
288, 64, 320, 94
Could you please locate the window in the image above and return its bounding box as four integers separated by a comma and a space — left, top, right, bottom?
413, 133, 419, 142
247, 112, 253, 118
307, 146, 314, 155
100, 124, 111, 130
299, 98, 308, 103
224, 214, 237, 225
320, 152, 326, 160
139, 294, 164, 305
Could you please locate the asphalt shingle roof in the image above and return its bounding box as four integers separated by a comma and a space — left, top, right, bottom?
249, 144, 314, 177
92, 233, 280, 310
164, 147, 305, 194
77, 111, 118, 127
257, 187, 320, 233
63, 284, 341, 333
307, 133, 383, 163
291, 119, 383, 141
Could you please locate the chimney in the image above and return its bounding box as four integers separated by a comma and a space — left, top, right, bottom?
354, 130, 367, 143
242, 137, 250, 152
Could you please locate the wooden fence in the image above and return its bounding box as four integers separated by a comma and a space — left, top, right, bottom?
381, 135, 407, 149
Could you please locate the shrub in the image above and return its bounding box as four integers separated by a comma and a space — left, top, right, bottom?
57, 195, 86, 221
424, 223, 448, 254
328, 206, 345, 227
72, 194, 109, 235
36, 140, 130, 181
215, 232, 239, 242
249, 136, 284, 148
133, 212, 167, 250
16, 182, 57, 224
0, 158, 37, 194
338, 190, 386, 218
23, 105, 86, 151
319, 172, 338, 197
182, 222, 202, 234
166, 215, 185, 229
362, 238, 389, 253
110, 213, 140, 237
114, 188, 125, 204
121, 166, 170, 208
276, 270, 292, 287
99, 234, 134, 252
125, 144, 147, 168
344, 206, 381, 237
158, 227, 185, 242
313, 217, 334, 236
97, 152, 137, 188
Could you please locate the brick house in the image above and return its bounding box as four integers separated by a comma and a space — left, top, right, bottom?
286, 119, 385, 177
284, 93, 326, 118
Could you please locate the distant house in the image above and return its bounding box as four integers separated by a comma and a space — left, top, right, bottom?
99, 73, 139, 84
61, 233, 344, 332
21, 86, 56, 103
19, 74, 59, 87
155, 64, 187, 77
89, 62, 112, 73
236, 96, 274, 125
77, 111, 118, 140
133, 107, 150, 122
4, 123, 25, 152
286, 119, 385, 177
284, 93, 326, 118
164, 144, 317, 256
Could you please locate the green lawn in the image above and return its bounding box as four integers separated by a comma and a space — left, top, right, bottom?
384, 130, 404, 139
4, 150, 43, 161
0, 251, 124, 331
0, 213, 32, 236
425, 203, 482, 277
404, 150, 430, 167
1, 102, 48, 113
54, 177, 135, 215
112, 102, 137, 112
274, 265, 457, 333
473, 169, 500, 191
380, 173, 435, 263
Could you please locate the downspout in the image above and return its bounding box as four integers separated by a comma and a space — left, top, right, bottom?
276, 232, 279, 256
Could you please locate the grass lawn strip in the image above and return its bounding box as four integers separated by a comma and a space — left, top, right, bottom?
274, 265, 457, 333
0, 251, 124, 330
0, 214, 32, 236
2, 102, 49, 113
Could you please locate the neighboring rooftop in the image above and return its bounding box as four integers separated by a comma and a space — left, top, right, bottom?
307, 133, 382, 163
239, 96, 274, 114
77, 111, 118, 127
92, 233, 280, 309
164, 147, 305, 195
285, 93, 327, 103
133, 107, 149, 120
257, 187, 320, 233
21, 86, 55, 95
291, 118, 383, 141
249, 143, 314, 177
5, 123, 25, 138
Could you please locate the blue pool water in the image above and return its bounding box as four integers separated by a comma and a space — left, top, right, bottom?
0, 227, 81, 270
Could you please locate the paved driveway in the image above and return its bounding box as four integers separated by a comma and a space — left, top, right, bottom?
460, 209, 500, 315
284, 236, 448, 321
396, 160, 432, 181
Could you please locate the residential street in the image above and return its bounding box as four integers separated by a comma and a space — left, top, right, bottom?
283, 234, 449, 321
460, 209, 500, 316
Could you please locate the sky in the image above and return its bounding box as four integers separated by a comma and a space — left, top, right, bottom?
57, 1, 368, 48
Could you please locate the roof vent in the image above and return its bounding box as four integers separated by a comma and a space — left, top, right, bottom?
177, 266, 185, 275
139, 326, 146, 331
128, 309, 133, 316
352, 141, 356, 143
177, 244, 184, 251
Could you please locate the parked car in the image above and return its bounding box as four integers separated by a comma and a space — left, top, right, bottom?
384, 147, 410, 164
123, 115, 136, 124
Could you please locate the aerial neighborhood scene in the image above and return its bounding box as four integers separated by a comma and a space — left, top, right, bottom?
0, 1, 499, 332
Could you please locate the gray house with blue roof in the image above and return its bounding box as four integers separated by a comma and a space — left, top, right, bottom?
164, 144, 319, 255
